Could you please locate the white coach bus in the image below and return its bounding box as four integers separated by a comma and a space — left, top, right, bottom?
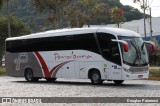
5, 27, 155, 84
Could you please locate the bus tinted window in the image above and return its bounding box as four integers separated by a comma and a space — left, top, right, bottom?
97, 33, 121, 65
6, 33, 99, 54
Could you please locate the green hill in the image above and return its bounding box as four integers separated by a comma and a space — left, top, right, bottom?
1, 0, 144, 32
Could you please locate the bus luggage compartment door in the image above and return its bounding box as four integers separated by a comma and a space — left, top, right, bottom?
61, 62, 75, 78
110, 63, 122, 80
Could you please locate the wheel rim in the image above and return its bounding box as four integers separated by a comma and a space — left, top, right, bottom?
92, 74, 99, 83
27, 71, 33, 81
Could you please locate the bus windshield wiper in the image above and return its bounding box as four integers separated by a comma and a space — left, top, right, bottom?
130, 41, 138, 65
137, 46, 147, 64
139, 43, 147, 64
131, 41, 147, 66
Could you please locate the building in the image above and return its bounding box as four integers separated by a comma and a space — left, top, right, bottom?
106, 17, 160, 37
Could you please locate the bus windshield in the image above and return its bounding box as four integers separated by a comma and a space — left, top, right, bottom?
118, 36, 149, 66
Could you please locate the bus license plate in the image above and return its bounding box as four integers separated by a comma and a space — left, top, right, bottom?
138, 75, 143, 78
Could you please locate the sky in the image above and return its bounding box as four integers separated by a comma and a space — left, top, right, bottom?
120, 0, 160, 17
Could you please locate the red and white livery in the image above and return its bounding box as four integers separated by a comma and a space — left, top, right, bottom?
5, 27, 154, 84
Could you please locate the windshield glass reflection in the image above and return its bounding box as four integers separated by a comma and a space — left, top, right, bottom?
118, 36, 149, 66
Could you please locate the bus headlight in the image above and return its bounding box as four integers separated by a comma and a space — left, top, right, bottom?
123, 67, 132, 73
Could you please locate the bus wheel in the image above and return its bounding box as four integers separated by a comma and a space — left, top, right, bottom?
113, 80, 124, 85
25, 69, 38, 82
91, 70, 103, 85
46, 78, 57, 82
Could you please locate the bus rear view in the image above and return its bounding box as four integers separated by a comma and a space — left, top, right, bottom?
5, 27, 156, 85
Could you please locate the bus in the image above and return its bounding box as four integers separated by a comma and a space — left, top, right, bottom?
5, 27, 156, 85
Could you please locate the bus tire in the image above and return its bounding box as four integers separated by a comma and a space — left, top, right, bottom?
24, 69, 38, 82
90, 70, 103, 85
113, 80, 124, 85
46, 78, 57, 82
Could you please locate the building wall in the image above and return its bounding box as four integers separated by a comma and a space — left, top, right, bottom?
105, 17, 160, 37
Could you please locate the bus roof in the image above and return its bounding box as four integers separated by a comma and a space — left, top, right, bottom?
6, 27, 141, 41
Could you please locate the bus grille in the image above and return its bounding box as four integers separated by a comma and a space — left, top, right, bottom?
129, 66, 149, 74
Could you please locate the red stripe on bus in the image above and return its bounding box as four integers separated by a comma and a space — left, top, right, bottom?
34, 51, 73, 78
34, 51, 50, 77
50, 61, 70, 75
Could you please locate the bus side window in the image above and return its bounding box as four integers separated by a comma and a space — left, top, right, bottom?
112, 46, 119, 57
110, 41, 121, 65
97, 33, 110, 60
97, 33, 121, 65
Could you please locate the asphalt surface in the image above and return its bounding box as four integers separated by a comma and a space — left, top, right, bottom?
0, 76, 160, 106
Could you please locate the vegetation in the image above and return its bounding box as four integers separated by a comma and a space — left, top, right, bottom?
0, 0, 2, 10
109, 7, 125, 28
32, 0, 70, 29
31, 0, 108, 28
1, 0, 46, 32
149, 51, 160, 66
147, 38, 160, 66
148, 67, 160, 80
31, 0, 144, 29
1, 0, 145, 31
133, 0, 148, 10
0, 15, 31, 59
149, 68, 160, 77
0, 66, 5, 75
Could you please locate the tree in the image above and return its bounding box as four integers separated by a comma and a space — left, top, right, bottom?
133, 0, 149, 37
0, 15, 31, 58
32, 0, 108, 28
0, 0, 12, 37
32, 0, 70, 29
0, 0, 3, 10
65, 5, 86, 28
109, 7, 125, 28
5, 0, 144, 30
122, 6, 143, 22
65, 0, 108, 27
133, 0, 148, 10
78, 0, 107, 27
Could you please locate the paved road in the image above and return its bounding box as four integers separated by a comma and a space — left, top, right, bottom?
0, 76, 160, 106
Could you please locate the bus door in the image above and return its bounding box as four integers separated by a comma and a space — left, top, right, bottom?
109, 41, 122, 80
97, 33, 122, 80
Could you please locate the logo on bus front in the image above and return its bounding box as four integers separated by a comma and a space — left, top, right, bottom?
14, 53, 28, 71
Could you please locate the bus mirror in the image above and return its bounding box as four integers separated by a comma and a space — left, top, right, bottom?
112, 39, 128, 52
143, 41, 156, 52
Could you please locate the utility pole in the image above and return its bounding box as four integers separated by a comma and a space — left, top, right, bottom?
143, 0, 147, 37
7, 0, 11, 37
149, 7, 153, 37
